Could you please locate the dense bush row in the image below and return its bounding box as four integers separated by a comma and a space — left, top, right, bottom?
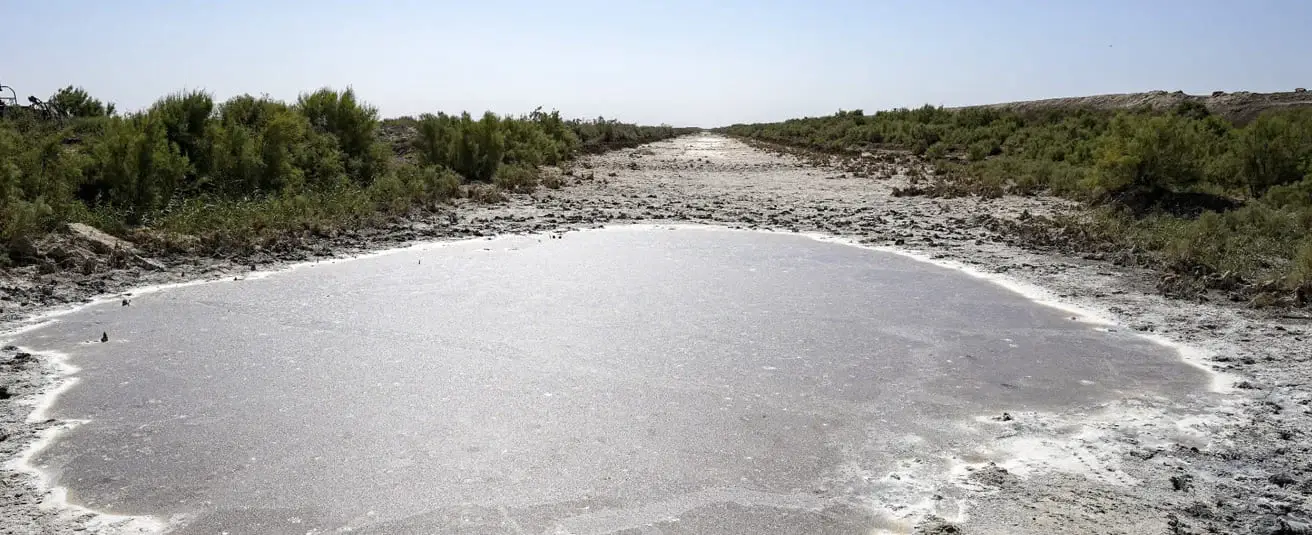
0, 86, 690, 262
720, 104, 1312, 298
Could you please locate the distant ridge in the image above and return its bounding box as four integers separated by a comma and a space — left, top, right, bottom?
967, 88, 1312, 123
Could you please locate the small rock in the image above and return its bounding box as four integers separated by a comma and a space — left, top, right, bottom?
914, 514, 961, 534
100, 332, 109, 343
1272, 515, 1312, 535
1269, 472, 1297, 488
134, 255, 167, 271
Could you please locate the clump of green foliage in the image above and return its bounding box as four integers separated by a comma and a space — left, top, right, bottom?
0, 86, 691, 263
48, 86, 116, 118
719, 103, 1312, 301
409, 108, 690, 181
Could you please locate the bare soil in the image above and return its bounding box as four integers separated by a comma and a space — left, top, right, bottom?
3, 134, 1311, 534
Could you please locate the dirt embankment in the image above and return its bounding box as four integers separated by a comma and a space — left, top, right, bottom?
973, 88, 1312, 123
2, 134, 1311, 535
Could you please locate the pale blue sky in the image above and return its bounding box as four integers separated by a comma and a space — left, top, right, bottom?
2, 1, 1307, 126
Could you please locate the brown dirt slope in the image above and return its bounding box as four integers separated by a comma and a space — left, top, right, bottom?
972, 88, 1312, 123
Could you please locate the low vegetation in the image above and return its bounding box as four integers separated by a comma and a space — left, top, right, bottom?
0, 86, 690, 262
720, 103, 1312, 304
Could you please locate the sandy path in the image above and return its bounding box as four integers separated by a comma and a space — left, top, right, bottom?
2, 133, 1309, 534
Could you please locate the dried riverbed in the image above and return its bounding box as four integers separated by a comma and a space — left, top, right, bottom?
2, 133, 1310, 534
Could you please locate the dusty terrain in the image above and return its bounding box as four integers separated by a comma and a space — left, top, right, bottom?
974, 88, 1312, 123
2, 133, 1311, 534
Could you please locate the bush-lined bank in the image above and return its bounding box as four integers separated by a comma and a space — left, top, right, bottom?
0, 86, 693, 263
719, 102, 1312, 304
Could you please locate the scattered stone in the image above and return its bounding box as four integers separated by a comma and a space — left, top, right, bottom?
100, 332, 109, 343
1269, 472, 1297, 487
1272, 515, 1312, 535
969, 462, 1017, 488
135, 256, 167, 271
1182, 501, 1214, 519
913, 515, 961, 534
1165, 513, 1191, 535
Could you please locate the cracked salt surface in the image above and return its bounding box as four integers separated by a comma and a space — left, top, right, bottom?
5, 226, 1219, 534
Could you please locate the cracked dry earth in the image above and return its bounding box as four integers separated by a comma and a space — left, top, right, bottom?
3, 133, 1311, 534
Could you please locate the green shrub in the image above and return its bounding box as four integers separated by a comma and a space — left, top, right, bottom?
1172, 100, 1211, 120
49, 86, 115, 118
0, 84, 687, 260
1, 199, 54, 256
1231, 111, 1312, 197
493, 163, 539, 193
149, 90, 215, 173
296, 88, 388, 184
83, 114, 191, 222
1262, 177, 1312, 209
570, 116, 683, 152
502, 117, 566, 166
530, 107, 580, 154
218, 94, 289, 129
414, 112, 459, 169
1086, 114, 1214, 196
1291, 241, 1312, 289
466, 183, 505, 203
207, 120, 262, 194
395, 163, 461, 203
540, 168, 565, 189
367, 171, 412, 214
717, 97, 1312, 304
452, 112, 505, 182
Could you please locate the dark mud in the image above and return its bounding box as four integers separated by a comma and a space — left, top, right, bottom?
2, 133, 1310, 534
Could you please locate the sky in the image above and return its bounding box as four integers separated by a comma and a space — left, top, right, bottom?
2, 0, 1308, 127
